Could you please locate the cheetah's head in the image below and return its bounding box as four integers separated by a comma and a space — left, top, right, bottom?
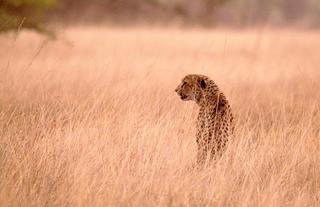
175, 74, 208, 102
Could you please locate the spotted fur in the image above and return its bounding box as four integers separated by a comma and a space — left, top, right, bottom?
175, 74, 234, 165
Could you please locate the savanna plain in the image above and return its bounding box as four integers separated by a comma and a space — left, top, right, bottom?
0, 27, 320, 207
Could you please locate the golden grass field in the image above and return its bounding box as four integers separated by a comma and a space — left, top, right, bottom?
0, 27, 320, 206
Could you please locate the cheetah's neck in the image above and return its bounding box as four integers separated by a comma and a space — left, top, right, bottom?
196, 81, 227, 109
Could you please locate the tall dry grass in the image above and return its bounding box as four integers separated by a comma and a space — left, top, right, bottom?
0, 27, 320, 206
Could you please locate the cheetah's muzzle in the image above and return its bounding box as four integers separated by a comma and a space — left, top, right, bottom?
180, 94, 188, 100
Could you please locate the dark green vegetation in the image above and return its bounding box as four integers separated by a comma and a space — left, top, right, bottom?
0, 0, 56, 35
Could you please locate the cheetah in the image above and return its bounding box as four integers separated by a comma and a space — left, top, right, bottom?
175, 74, 234, 165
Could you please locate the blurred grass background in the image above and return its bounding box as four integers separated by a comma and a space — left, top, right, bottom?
1, 0, 320, 34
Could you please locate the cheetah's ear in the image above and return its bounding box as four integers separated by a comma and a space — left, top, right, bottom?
199, 79, 207, 89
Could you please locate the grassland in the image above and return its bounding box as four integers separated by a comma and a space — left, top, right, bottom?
0, 27, 320, 206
